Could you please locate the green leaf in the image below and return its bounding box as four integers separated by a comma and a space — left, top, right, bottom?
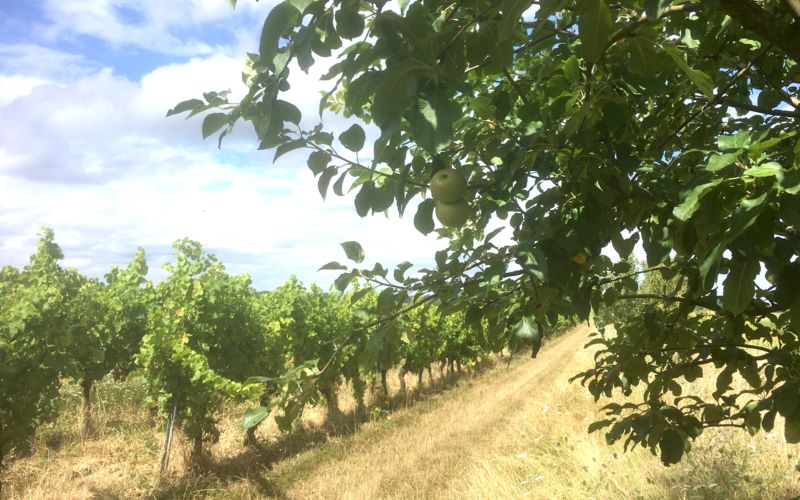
626, 36, 660, 76
339, 124, 366, 152
518, 249, 548, 281
202, 113, 229, 139
409, 93, 454, 154
790, 298, 800, 332
273, 139, 305, 162
729, 192, 768, 241
335, 3, 365, 40
341, 241, 365, 263
658, 429, 684, 465
275, 100, 302, 125
167, 98, 205, 117
414, 199, 436, 235
512, 315, 542, 357
718, 131, 751, 151
318, 261, 348, 271
757, 90, 782, 109
317, 166, 337, 199
354, 181, 374, 217
785, 412, 800, 444
579, 0, 613, 62
242, 406, 269, 429
775, 384, 799, 417
743, 162, 782, 178
663, 45, 714, 99
672, 179, 723, 221
307, 151, 331, 176
393, 261, 414, 282
722, 258, 759, 315
259, 2, 301, 70
705, 152, 739, 172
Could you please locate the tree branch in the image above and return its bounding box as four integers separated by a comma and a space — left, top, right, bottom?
597, 265, 669, 286
783, 0, 800, 22
719, 0, 800, 62
617, 293, 721, 312
503, 69, 531, 106
720, 97, 800, 118
607, 2, 704, 47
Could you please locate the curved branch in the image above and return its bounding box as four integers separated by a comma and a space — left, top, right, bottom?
720, 97, 800, 118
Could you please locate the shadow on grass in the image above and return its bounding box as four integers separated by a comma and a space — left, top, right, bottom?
149, 363, 496, 498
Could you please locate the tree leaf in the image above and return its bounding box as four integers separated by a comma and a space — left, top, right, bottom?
775, 384, 799, 417
785, 411, 800, 444
705, 152, 739, 172
317, 166, 337, 199
354, 181, 374, 217
729, 192, 768, 241
273, 139, 305, 162
409, 93, 454, 154
663, 45, 714, 99
626, 36, 660, 76
201, 113, 229, 139
744, 162, 782, 178
167, 98, 205, 117
722, 258, 760, 315
340, 241, 365, 263
672, 179, 723, 221
307, 151, 331, 176
318, 261, 348, 271
414, 199, 436, 235
259, 2, 301, 70
339, 124, 366, 152
718, 131, 751, 151
658, 429, 684, 465
241, 406, 269, 429
579, 0, 613, 62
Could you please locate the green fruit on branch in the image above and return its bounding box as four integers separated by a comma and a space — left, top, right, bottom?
430, 168, 467, 204
435, 199, 470, 228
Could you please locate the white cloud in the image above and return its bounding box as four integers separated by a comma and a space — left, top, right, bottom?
0, 38, 439, 289
38, 0, 275, 56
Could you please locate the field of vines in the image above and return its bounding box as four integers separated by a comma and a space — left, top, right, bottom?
0, 228, 574, 492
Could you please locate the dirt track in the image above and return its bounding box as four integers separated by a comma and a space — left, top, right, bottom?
282, 324, 593, 499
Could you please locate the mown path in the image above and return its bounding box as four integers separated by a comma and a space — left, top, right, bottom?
275, 324, 593, 499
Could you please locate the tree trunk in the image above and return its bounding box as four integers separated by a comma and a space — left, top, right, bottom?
428, 365, 434, 384
398, 366, 407, 394
81, 379, 94, 436
325, 386, 342, 421
380, 369, 389, 397
438, 360, 445, 380
243, 425, 260, 447
417, 371, 423, 389
192, 434, 204, 461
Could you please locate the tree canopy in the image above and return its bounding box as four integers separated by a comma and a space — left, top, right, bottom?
172, 0, 800, 464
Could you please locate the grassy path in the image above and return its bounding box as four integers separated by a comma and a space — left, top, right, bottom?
275, 325, 593, 499
268, 324, 799, 500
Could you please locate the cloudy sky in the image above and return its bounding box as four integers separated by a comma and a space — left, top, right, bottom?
0, 0, 447, 290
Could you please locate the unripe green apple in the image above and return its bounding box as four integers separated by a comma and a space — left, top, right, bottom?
430, 168, 467, 203
435, 200, 470, 228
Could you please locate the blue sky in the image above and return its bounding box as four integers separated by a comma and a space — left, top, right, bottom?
0, 0, 443, 290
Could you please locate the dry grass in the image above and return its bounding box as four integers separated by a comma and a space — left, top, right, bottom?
3, 325, 800, 499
